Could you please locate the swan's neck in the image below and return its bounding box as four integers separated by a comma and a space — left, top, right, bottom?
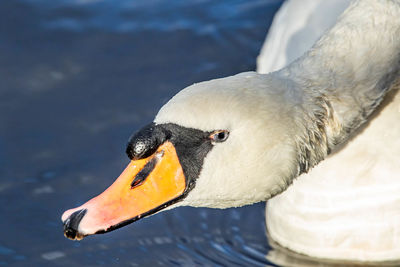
280, 0, 400, 175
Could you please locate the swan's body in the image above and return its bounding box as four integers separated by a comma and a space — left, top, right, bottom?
267, 90, 400, 261
62, 0, 400, 263
258, 0, 351, 74
258, 0, 400, 261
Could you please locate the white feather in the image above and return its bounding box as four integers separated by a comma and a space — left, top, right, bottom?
259, 0, 400, 261
155, 0, 400, 262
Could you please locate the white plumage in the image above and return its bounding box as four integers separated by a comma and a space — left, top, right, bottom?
156, 0, 400, 262
258, 0, 400, 261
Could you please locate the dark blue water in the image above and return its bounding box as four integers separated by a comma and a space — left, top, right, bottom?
2, 1, 394, 266
0, 0, 282, 266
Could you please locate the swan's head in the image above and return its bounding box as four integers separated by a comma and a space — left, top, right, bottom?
61, 72, 301, 240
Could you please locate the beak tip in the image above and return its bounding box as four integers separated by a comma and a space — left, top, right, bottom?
63, 227, 85, 241
62, 208, 88, 241
61, 211, 71, 223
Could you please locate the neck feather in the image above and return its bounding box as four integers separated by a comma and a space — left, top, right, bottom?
279, 0, 400, 175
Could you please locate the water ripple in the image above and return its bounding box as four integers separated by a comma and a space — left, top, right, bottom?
22, 0, 282, 34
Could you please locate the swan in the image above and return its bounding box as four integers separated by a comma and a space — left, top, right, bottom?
258, 0, 400, 262
61, 0, 400, 263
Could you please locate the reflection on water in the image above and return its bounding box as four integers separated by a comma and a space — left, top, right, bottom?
1, 0, 398, 266
267, 236, 400, 267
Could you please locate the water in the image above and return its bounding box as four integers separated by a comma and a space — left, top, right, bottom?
0, 1, 396, 266
1, 0, 281, 266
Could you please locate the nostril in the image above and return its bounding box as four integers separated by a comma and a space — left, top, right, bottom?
63, 209, 87, 240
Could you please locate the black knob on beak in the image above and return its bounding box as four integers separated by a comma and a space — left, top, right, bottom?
126, 123, 168, 160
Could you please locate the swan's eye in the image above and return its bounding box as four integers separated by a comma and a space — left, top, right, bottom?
210, 130, 229, 143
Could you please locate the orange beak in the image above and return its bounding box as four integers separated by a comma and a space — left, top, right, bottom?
61, 141, 186, 240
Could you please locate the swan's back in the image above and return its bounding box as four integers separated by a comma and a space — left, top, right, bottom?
257, 0, 400, 261
257, 0, 350, 73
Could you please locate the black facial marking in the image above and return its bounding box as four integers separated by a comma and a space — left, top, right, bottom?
126, 123, 214, 192
126, 123, 169, 160
131, 155, 158, 188
160, 123, 213, 192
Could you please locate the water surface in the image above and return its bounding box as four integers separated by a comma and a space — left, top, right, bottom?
0, 0, 282, 266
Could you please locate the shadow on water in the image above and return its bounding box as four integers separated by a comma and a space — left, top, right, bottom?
1, 0, 398, 266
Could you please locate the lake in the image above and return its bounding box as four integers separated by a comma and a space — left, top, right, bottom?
0, 0, 284, 266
